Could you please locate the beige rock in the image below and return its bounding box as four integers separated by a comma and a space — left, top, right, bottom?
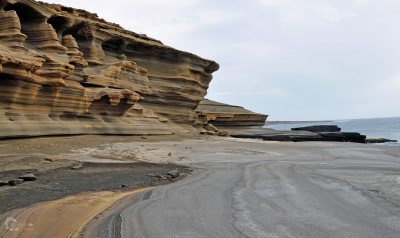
218, 131, 229, 137
200, 129, 208, 135
45, 156, 59, 162
71, 164, 83, 170
206, 131, 217, 136
196, 99, 268, 127
0, 0, 219, 138
205, 123, 219, 133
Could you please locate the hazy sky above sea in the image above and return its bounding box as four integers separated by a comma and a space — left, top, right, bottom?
43, 0, 400, 120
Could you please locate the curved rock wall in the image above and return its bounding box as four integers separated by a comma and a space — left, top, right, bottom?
0, 0, 219, 138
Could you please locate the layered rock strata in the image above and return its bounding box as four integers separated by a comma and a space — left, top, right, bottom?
228, 126, 367, 143
291, 125, 341, 133
0, 0, 218, 138
195, 99, 268, 127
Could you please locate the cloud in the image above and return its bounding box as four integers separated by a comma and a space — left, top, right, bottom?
256, 0, 359, 24
43, 0, 200, 42
41, 0, 400, 120
375, 74, 400, 96
315, 5, 358, 22
257, 0, 289, 8
209, 88, 289, 99
195, 10, 243, 24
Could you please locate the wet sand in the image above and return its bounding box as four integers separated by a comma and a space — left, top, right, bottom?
0, 135, 193, 237
0, 189, 147, 238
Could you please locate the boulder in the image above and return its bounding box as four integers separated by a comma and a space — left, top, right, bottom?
292, 125, 341, 133
158, 175, 168, 180
44, 156, 59, 162
9, 179, 24, 186
0, 181, 8, 186
206, 131, 217, 136
167, 170, 180, 178
218, 131, 229, 137
19, 173, 37, 181
71, 164, 83, 170
200, 129, 208, 135
205, 123, 219, 133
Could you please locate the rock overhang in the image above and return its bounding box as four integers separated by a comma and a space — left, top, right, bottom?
0, 0, 219, 138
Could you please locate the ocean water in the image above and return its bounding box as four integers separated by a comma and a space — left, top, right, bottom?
265, 117, 400, 146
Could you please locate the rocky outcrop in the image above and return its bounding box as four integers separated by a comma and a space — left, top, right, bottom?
195, 99, 268, 127
229, 126, 367, 143
0, 0, 218, 138
291, 125, 341, 133
366, 138, 398, 144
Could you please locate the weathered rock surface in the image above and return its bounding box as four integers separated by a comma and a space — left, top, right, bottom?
70, 164, 83, 170
0, 181, 8, 186
228, 126, 367, 143
291, 125, 341, 133
366, 138, 398, 144
205, 123, 219, 133
196, 99, 268, 127
0, 0, 218, 138
19, 173, 37, 181
167, 169, 180, 178
9, 178, 24, 186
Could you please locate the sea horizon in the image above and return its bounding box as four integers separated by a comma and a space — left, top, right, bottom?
265, 117, 400, 145
267, 116, 400, 123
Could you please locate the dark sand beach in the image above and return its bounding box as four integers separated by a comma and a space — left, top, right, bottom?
1, 135, 400, 237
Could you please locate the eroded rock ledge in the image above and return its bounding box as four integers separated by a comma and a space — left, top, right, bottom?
196, 99, 268, 127
0, 0, 219, 138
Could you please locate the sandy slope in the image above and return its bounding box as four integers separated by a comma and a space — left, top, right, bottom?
0, 189, 150, 238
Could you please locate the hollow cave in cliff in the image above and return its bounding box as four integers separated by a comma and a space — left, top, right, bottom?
102, 38, 125, 54
4, 3, 46, 41
47, 15, 69, 39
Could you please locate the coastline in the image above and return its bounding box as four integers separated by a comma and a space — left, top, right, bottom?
265, 120, 332, 125
265, 117, 400, 144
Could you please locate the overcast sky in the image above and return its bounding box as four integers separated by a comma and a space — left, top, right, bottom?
43, 0, 400, 120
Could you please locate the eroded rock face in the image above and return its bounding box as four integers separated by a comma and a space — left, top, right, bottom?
196, 99, 268, 127
0, 0, 219, 138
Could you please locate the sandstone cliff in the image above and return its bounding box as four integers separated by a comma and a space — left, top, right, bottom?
196, 99, 268, 127
0, 0, 219, 138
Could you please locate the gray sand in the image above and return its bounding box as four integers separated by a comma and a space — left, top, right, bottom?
83, 138, 400, 238
0, 162, 190, 214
